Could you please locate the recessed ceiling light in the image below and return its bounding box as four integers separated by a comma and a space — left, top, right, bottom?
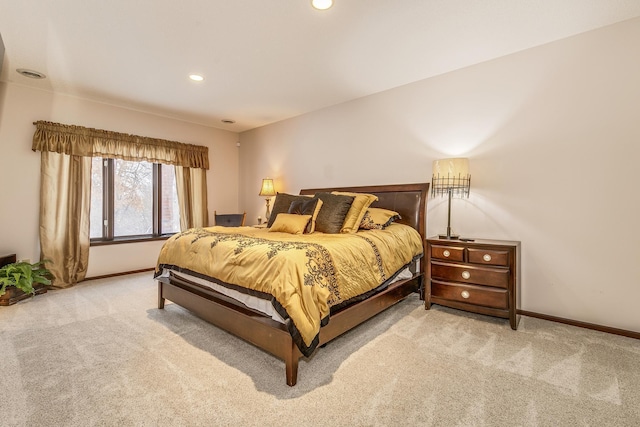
16, 68, 46, 79
221, 119, 235, 124
311, 0, 333, 10
189, 74, 204, 82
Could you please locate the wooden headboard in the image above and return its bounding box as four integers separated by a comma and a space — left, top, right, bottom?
300, 183, 430, 293
299, 182, 430, 239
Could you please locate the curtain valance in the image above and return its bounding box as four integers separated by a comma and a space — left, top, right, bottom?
32, 121, 209, 169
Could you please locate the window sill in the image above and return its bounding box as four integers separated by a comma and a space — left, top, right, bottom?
90, 234, 175, 247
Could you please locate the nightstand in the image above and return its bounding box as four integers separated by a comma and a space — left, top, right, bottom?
425, 237, 521, 329
253, 223, 268, 229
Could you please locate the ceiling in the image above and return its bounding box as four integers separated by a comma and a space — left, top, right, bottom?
1, 1, 640, 132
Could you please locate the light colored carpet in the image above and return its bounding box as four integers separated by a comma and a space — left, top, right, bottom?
1, 272, 639, 426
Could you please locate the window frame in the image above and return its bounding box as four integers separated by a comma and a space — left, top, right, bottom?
90, 158, 179, 246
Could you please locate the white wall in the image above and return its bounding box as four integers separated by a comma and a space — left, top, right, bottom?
0, 83, 240, 277
239, 18, 640, 332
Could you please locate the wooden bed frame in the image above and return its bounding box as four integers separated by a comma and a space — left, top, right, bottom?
157, 182, 429, 386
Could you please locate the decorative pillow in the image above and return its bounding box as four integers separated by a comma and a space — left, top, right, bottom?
332, 191, 378, 233
267, 193, 311, 228
269, 213, 312, 235
359, 208, 401, 230
359, 211, 382, 230
288, 198, 323, 233
314, 192, 354, 234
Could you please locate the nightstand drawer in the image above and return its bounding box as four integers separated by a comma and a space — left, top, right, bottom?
431, 262, 509, 289
468, 248, 509, 267
431, 245, 464, 262
431, 280, 508, 309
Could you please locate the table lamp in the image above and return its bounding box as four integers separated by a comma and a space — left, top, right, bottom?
431, 158, 471, 239
259, 178, 276, 221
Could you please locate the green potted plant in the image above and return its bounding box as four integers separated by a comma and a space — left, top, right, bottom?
0, 260, 52, 305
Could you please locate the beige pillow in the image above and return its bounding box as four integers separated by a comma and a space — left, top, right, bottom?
269, 213, 312, 234
332, 191, 378, 233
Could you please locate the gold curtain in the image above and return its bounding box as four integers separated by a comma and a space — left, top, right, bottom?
32, 121, 209, 169
32, 120, 210, 287
175, 166, 209, 230
39, 152, 91, 288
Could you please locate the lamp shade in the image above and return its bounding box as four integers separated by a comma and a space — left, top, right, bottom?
259, 178, 276, 197
431, 158, 471, 191
432, 157, 471, 196
432, 158, 469, 183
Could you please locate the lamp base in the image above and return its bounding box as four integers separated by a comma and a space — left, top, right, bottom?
438, 233, 460, 240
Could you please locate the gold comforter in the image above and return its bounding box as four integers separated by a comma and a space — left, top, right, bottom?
155, 223, 423, 356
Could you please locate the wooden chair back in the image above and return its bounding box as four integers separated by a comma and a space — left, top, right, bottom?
214, 211, 246, 227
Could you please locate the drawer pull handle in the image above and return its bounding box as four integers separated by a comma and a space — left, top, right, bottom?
443, 250, 450, 257
461, 271, 471, 280
461, 290, 470, 299
483, 254, 492, 262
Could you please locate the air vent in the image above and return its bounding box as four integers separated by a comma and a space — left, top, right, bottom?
16, 68, 46, 79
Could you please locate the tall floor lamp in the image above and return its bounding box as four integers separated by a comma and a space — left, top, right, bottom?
259, 178, 276, 222
431, 158, 471, 240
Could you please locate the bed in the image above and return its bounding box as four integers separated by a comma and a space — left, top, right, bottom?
155, 182, 429, 386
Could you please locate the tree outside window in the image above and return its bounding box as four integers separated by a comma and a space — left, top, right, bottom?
90, 158, 180, 242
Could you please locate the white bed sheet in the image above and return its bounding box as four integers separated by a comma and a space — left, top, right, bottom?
157, 261, 418, 324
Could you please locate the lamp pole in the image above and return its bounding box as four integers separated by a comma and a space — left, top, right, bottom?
440, 187, 459, 240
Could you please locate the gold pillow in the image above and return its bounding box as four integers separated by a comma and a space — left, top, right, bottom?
360, 208, 401, 230
332, 191, 378, 233
269, 213, 312, 234
308, 198, 323, 233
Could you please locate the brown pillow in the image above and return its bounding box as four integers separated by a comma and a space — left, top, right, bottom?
269, 213, 312, 235
267, 193, 311, 227
314, 192, 354, 234
288, 198, 323, 233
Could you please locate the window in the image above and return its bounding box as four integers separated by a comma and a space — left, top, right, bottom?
90, 158, 180, 243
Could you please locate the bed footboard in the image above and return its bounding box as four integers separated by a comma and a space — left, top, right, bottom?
157, 273, 419, 386
158, 276, 302, 386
